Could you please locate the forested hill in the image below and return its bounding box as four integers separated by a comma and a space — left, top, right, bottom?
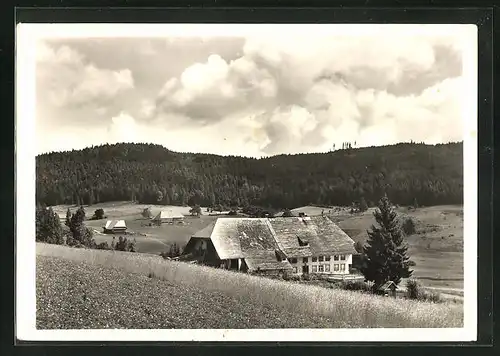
36, 142, 463, 209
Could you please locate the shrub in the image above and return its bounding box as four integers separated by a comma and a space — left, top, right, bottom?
160, 243, 182, 259
406, 279, 422, 300
189, 204, 202, 217
402, 217, 417, 235
282, 209, 294, 217
112, 236, 136, 252
93, 208, 105, 220
142, 207, 152, 219
96, 242, 111, 250
424, 291, 442, 303
341, 280, 372, 293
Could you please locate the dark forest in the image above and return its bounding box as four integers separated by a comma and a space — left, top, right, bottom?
36, 142, 463, 210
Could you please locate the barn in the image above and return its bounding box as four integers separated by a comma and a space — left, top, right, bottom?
182, 218, 293, 275
103, 220, 127, 234
184, 215, 357, 276
153, 210, 184, 225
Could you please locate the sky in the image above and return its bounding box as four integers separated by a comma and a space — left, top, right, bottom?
32, 24, 474, 157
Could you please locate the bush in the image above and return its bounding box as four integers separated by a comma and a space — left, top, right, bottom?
402, 217, 417, 235
189, 204, 202, 217
142, 207, 152, 219
96, 242, 111, 250
112, 236, 136, 252
282, 209, 294, 217
93, 208, 105, 220
341, 280, 372, 293
160, 243, 182, 259
423, 291, 442, 303
406, 279, 422, 300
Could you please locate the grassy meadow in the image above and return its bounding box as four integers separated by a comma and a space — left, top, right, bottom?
36, 243, 463, 329
52, 201, 464, 293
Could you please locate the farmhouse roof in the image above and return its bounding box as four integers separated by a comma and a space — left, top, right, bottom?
104, 220, 127, 230
210, 218, 279, 259
154, 210, 184, 220
269, 216, 356, 256
267, 217, 314, 257
306, 216, 357, 255
192, 222, 216, 238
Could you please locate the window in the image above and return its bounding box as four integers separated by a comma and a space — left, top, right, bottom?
312, 265, 317, 272
340, 255, 346, 261
325, 264, 330, 272
289, 258, 297, 264
293, 267, 298, 274
340, 264, 346, 272
334, 255, 339, 261
325, 256, 331, 261
312, 257, 318, 262
318, 265, 324, 273
297, 236, 309, 246
303, 257, 308, 263
334, 264, 340, 272
318, 256, 324, 262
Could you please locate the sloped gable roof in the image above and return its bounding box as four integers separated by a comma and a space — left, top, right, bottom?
210, 218, 278, 259
307, 216, 357, 255
192, 222, 216, 238
268, 217, 314, 257
154, 210, 184, 220
104, 220, 127, 229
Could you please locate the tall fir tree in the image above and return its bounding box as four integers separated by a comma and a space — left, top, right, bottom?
65, 208, 72, 227
361, 194, 413, 288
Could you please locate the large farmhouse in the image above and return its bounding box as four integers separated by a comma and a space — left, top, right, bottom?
183, 215, 357, 276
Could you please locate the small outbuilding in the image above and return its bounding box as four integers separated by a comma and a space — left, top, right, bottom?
378, 281, 399, 297
103, 220, 127, 234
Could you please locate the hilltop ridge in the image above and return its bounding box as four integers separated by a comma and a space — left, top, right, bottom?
36, 142, 463, 209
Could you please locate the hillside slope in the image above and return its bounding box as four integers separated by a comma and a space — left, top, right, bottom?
36, 243, 463, 329
36, 142, 463, 209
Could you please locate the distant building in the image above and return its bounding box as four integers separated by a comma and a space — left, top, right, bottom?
103, 220, 127, 234
153, 210, 184, 225
183, 215, 357, 276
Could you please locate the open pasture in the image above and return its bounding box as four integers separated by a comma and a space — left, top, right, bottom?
36, 243, 463, 329
332, 205, 464, 290
52, 202, 464, 290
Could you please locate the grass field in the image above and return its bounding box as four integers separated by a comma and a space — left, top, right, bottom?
52, 202, 464, 291
36, 243, 463, 329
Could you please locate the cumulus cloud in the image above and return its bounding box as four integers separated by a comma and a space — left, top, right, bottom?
144, 33, 464, 155
36, 41, 134, 109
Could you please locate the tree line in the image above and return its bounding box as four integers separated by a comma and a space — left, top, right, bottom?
36, 142, 463, 209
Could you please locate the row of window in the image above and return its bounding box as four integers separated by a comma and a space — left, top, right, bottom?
292, 264, 346, 274
288, 255, 347, 264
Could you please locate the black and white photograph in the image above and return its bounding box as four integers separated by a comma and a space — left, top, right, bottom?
16, 23, 478, 342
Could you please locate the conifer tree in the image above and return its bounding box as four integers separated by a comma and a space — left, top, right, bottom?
359, 197, 369, 212
361, 194, 413, 288
65, 208, 72, 227
35, 206, 64, 244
